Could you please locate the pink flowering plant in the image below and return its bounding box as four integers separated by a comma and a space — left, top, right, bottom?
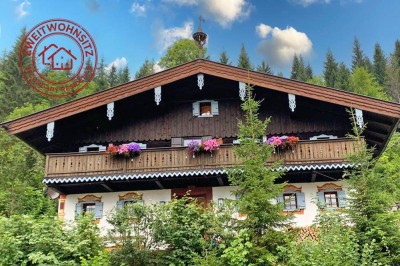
265, 135, 300, 153
203, 139, 220, 153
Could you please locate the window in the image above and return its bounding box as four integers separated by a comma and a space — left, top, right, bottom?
79, 144, 106, 152
277, 185, 306, 212
75, 194, 103, 219
283, 193, 297, 211
324, 192, 339, 208
193, 100, 219, 117
317, 183, 347, 209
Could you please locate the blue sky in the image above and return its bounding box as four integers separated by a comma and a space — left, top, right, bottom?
1, 0, 400, 77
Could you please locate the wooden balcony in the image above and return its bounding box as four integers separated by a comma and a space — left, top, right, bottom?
45, 138, 361, 178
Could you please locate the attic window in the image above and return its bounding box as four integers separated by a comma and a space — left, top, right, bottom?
193, 100, 219, 117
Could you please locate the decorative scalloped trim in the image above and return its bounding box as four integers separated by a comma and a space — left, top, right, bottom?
317, 182, 342, 192
283, 184, 302, 192
78, 194, 102, 203
119, 192, 143, 201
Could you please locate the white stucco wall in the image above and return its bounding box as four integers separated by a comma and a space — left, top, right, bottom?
63, 181, 346, 234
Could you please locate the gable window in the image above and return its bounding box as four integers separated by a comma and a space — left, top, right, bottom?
277, 185, 306, 213
75, 194, 103, 220
193, 100, 219, 117
317, 183, 346, 209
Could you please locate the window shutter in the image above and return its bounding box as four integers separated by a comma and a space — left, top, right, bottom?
94, 202, 104, 219
211, 101, 219, 115
276, 194, 284, 204
317, 191, 325, 207
75, 203, 82, 219
137, 200, 145, 205
296, 192, 306, 209
337, 190, 347, 208
192, 102, 200, 116
171, 137, 183, 147
116, 200, 124, 209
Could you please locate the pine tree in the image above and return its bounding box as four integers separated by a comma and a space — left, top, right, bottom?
323, 50, 338, 88
290, 55, 306, 81
305, 63, 313, 81
385, 54, 400, 102
134, 59, 155, 79
219, 51, 231, 65
237, 44, 253, 70
118, 66, 130, 84
108, 65, 118, 88
352, 37, 366, 72
256, 61, 273, 74
336, 62, 351, 91
94, 57, 109, 92
372, 43, 387, 86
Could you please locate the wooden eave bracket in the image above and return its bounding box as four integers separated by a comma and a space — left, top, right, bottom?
107, 102, 114, 120
239, 82, 246, 101
154, 86, 162, 105
197, 74, 204, 90
355, 109, 364, 128
288, 93, 296, 112
46, 122, 54, 142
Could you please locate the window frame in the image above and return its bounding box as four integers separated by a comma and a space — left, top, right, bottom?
324, 191, 339, 208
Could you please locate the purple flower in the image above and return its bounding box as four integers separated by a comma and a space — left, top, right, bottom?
128, 143, 141, 153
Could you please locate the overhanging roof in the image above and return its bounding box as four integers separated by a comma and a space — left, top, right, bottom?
2, 59, 400, 135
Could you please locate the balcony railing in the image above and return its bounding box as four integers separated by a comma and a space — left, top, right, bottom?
45, 138, 361, 178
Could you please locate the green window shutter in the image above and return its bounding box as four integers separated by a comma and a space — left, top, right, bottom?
192, 102, 200, 116
211, 101, 219, 115
317, 191, 325, 208
296, 192, 306, 209
75, 203, 83, 220
116, 200, 124, 209
94, 202, 103, 219
337, 190, 347, 208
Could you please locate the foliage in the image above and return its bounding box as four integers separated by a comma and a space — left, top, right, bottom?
219, 51, 231, 65
336, 62, 351, 91
344, 112, 400, 265
94, 57, 110, 92
349, 67, 388, 99
307, 75, 326, 86
135, 59, 155, 79
323, 50, 338, 88
108, 65, 118, 88
373, 43, 387, 86
256, 61, 273, 74
290, 54, 307, 81
385, 54, 400, 102
237, 44, 253, 70
159, 39, 203, 68
352, 37, 368, 72
107, 202, 159, 266
118, 65, 131, 84
0, 214, 104, 266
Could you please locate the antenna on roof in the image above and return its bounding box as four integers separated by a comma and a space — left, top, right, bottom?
192, 16, 207, 58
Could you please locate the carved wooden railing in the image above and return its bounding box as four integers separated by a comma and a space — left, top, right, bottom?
45, 138, 362, 178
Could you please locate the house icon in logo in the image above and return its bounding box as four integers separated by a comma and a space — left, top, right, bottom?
38, 44, 77, 71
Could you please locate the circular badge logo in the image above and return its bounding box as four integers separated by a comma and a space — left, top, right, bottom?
19, 19, 97, 98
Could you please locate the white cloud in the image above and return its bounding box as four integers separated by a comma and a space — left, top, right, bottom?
106, 57, 128, 72
16, 0, 31, 19
257, 25, 313, 68
162, 0, 252, 28
154, 21, 193, 52
130, 2, 147, 16
256, 23, 272, 39
153, 61, 164, 73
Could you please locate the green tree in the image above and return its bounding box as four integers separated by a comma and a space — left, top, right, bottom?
94, 57, 109, 91
393, 40, 400, 68
227, 86, 287, 263
352, 37, 367, 72
345, 117, 400, 265
385, 54, 400, 102
237, 44, 253, 70
108, 64, 118, 88
336, 62, 351, 91
219, 51, 231, 65
159, 39, 203, 69
256, 61, 273, 74
307, 75, 326, 86
305, 63, 313, 81
323, 50, 338, 88
134, 59, 155, 79
349, 67, 388, 99
118, 65, 130, 84
373, 43, 387, 86
290, 54, 306, 81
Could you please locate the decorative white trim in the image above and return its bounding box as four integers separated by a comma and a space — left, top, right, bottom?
43, 163, 354, 184
79, 144, 107, 152
154, 86, 162, 105
310, 134, 338, 140
107, 102, 114, 121
288, 94, 296, 112
355, 109, 364, 128
239, 82, 246, 101
46, 122, 54, 142
197, 74, 204, 90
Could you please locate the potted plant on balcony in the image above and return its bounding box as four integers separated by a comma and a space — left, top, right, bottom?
202, 139, 220, 157
106, 143, 142, 158
286, 136, 300, 153
187, 140, 202, 158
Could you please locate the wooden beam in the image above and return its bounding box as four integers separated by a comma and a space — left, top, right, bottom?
155, 180, 164, 189
101, 183, 113, 192
217, 177, 224, 186
311, 172, 317, 182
